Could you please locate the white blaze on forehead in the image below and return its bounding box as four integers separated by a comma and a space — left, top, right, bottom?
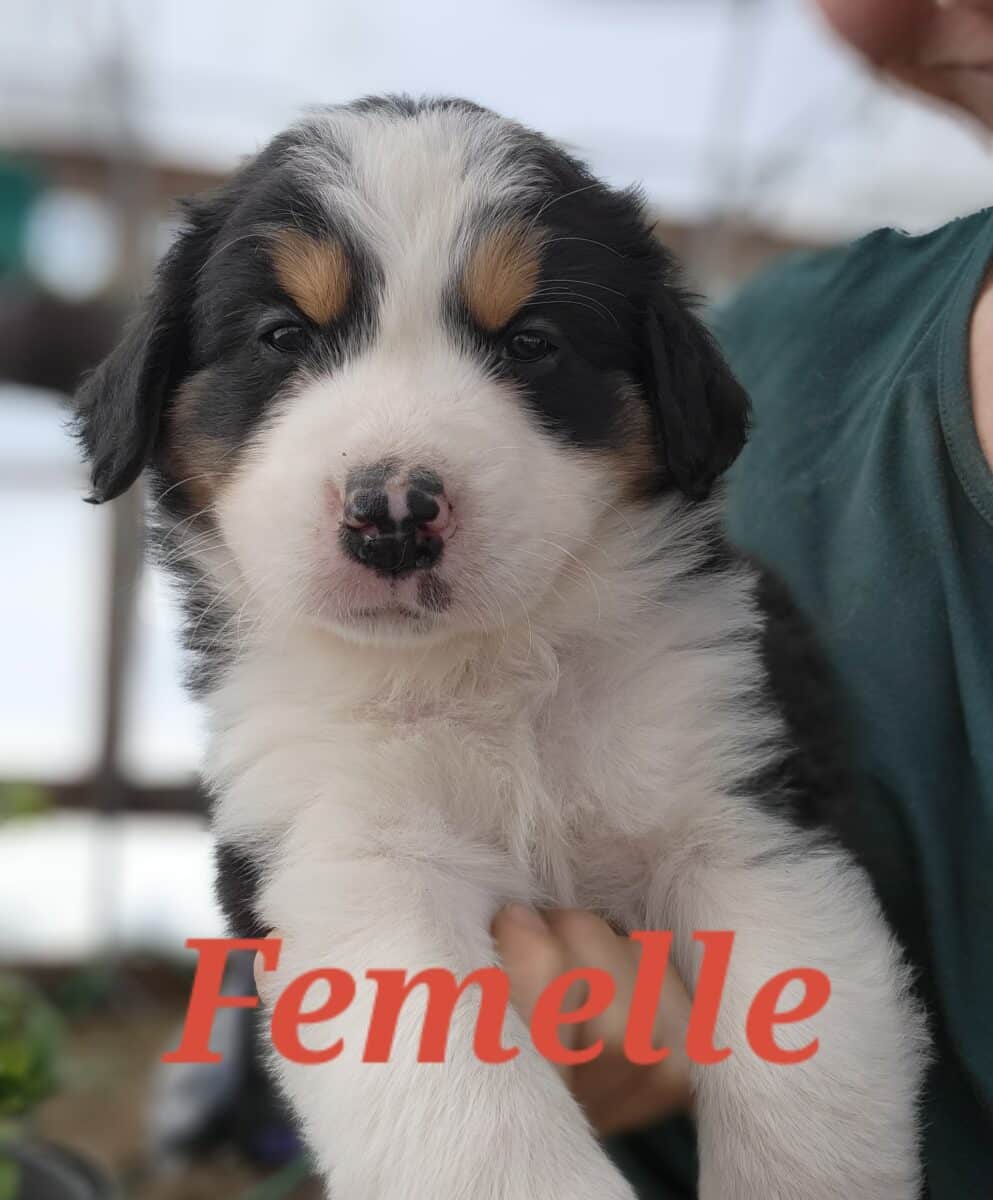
298, 106, 544, 342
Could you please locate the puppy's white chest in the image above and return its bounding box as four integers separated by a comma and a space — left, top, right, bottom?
409, 666, 665, 909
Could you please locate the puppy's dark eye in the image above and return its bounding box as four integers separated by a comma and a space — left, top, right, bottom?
503, 331, 556, 364
262, 324, 309, 353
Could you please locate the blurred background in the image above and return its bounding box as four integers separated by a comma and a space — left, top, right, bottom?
0, 0, 990, 1196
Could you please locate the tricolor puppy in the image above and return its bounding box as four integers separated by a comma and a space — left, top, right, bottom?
76, 97, 926, 1199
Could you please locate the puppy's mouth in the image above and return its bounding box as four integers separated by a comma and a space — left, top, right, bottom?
349, 604, 430, 622
331, 601, 441, 641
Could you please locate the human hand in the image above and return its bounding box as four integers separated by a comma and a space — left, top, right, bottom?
816, 0, 993, 130
492, 906, 694, 1137
254, 907, 695, 1138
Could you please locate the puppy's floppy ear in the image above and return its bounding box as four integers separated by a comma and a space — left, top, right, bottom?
74, 202, 217, 504
643, 278, 750, 502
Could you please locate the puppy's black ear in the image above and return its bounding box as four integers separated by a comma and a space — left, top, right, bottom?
644, 279, 750, 501
74, 204, 216, 504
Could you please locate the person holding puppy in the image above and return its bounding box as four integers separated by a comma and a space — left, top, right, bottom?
493, 2, 993, 1196
249, 1, 991, 1192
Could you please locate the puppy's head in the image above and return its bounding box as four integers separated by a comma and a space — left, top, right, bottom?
76, 97, 748, 646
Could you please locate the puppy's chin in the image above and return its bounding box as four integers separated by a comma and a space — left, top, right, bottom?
315, 604, 452, 648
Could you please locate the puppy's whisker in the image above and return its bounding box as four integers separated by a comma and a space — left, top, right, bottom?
540, 276, 627, 299
520, 296, 620, 330
541, 234, 628, 259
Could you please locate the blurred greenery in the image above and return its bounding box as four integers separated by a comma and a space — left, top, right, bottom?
0, 974, 62, 1118
0, 1156, 20, 1200
54, 966, 119, 1021
0, 783, 51, 822
240, 1157, 311, 1200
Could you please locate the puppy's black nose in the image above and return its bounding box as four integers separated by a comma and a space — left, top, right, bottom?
339, 464, 452, 576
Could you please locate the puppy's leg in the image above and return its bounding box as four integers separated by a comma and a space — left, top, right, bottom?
257, 798, 636, 1200
659, 827, 927, 1200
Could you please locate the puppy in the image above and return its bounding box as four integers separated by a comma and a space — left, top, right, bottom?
76, 97, 927, 1199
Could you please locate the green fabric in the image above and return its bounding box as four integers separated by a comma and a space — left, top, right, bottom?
610, 212, 993, 1198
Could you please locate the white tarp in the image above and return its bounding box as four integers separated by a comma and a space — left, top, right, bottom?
0, 387, 205, 783
2, 0, 992, 239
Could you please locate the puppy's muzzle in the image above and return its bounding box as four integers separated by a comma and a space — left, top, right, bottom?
339, 462, 453, 576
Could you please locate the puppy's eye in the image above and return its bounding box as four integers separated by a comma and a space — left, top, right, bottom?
262, 324, 309, 353
503, 331, 556, 364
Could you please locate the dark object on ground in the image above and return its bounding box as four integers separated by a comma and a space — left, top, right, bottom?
0, 1139, 116, 1200
150, 953, 301, 1168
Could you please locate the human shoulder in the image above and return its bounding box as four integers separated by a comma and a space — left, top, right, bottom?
714, 209, 993, 410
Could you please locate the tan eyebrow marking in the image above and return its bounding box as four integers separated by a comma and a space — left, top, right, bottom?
462, 222, 545, 332
270, 230, 351, 325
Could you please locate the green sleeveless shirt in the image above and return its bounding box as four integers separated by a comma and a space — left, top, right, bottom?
611, 211, 993, 1198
